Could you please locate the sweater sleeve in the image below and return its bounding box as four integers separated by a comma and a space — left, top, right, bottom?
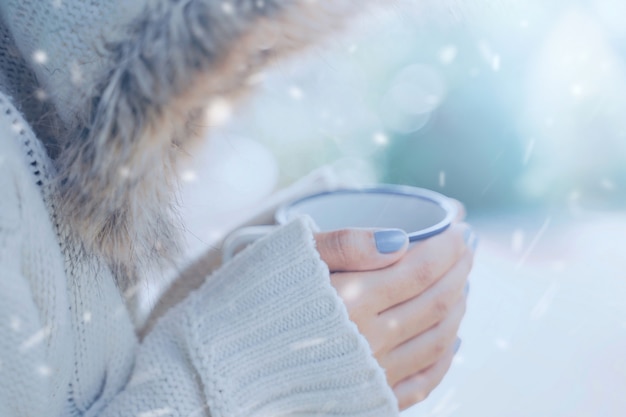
99, 217, 399, 417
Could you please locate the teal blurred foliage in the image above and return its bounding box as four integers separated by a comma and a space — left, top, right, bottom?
372, 22, 530, 212
372, 2, 626, 212
381, 77, 527, 211
237, 1, 626, 213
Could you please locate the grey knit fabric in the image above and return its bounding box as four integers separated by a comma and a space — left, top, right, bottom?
0, 1, 399, 415
0, 91, 398, 416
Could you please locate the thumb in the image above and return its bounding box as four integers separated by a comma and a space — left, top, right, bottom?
315, 229, 409, 272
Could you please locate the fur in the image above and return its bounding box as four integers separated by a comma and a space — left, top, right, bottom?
53, 0, 383, 280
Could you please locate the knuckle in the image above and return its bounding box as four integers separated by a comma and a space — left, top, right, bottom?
417, 389, 431, 403
332, 230, 353, 268
374, 321, 397, 355
397, 373, 436, 409
399, 387, 429, 410
380, 280, 400, 306
412, 260, 436, 290
431, 297, 451, 322
370, 339, 388, 360
431, 340, 447, 357
409, 383, 430, 405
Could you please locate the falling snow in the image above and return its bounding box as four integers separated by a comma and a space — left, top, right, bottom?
495, 338, 510, 351
138, 408, 174, 417
516, 217, 551, 269
290, 338, 326, 351
430, 388, 460, 416
246, 72, 265, 86
530, 282, 559, 320
32, 50, 48, 64
551, 260, 566, 272
452, 354, 465, 365
373, 132, 389, 146
70, 62, 84, 85
511, 229, 525, 254
600, 178, 615, 190
478, 41, 501, 72
206, 97, 232, 127
569, 190, 581, 202
20, 325, 52, 352
38, 364, 52, 378
10, 315, 22, 332
570, 83, 584, 97
288, 86, 304, 100
523, 139, 535, 165
491, 55, 501, 72
181, 170, 198, 183
438, 45, 458, 65
119, 166, 131, 179
35, 89, 48, 101
340, 281, 365, 304
221, 2, 234, 15
11, 120, 24, 134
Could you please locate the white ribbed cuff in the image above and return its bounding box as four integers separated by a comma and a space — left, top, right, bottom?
184, 216, 398, 417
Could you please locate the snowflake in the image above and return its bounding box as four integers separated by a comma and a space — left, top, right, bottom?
32, 50, 48, 65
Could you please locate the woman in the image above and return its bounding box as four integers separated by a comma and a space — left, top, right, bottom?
0, 1, 474, 415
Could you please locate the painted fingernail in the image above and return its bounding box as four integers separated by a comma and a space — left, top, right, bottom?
454, 337, 462, 354
471, 235, 479, 252
374, 229, 408, 254
464, 228, 479, 252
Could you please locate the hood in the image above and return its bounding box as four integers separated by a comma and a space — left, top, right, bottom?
0, 0, 382, 276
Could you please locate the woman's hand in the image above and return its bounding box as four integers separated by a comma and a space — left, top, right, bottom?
315, 221, 475, 410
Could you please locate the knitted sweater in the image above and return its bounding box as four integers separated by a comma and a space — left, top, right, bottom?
0, 1, 398, 416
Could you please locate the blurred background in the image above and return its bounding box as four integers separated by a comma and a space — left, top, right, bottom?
196, 0, 626, 216
175, 1, 626, 416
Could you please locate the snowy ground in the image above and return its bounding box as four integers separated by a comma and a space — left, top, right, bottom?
404, 210, 626, 417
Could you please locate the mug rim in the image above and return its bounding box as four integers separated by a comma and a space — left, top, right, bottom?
275, 184, 458, 242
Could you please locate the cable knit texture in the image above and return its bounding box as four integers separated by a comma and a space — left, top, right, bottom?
0, 92, 399, 416
0, 0, 400, 415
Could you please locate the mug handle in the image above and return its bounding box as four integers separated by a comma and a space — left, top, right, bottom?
221, 225, 279, 262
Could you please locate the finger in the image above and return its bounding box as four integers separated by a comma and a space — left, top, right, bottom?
380, 297, 466, 387
373, 251, 473, 355
330, 271, 379, 324
369, 223, 474, 311
393, 341, 459, 411
315, 228, 408, 272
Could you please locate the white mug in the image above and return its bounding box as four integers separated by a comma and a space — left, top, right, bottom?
222, 184, 458, 261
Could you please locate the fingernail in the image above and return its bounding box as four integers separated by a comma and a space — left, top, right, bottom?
464, 228, 479, 252
454, 337, 462, 354
374, 229, 408, 254
471, 235, 479, 252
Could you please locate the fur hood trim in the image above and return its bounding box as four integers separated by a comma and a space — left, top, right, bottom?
50, 0, 379, 274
